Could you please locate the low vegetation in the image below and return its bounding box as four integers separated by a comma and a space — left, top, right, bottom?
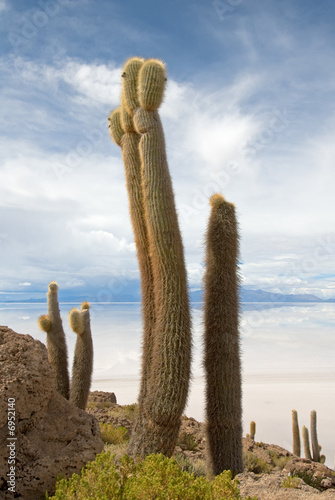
99, 424, 129, 445
47, 452, 257, 500
281, 475, 301, 489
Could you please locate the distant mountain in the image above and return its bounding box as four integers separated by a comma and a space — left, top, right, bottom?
1, 284, 334, 304
190, 288, 334, 303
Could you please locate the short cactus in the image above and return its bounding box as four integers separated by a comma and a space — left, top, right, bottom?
38, 281, 70, 399
250, 421, 256, 441
204, 194, 243, 476
292, 409, 301, 457
69, 302, 94, 410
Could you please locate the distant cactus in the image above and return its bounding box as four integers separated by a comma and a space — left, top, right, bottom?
204, 194, 243, 476
38, 281, 70, 399
310, 410, 320, 462
292, 409, 301, 457
250, 421, 256, 441
69, 302, 93, 410
302, 425, 312, 460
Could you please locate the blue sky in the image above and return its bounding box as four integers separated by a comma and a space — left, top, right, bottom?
1, 0, 335, 299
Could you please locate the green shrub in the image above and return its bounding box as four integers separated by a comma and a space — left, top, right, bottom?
47, 451, 257, 499
294, 470, 323, 491
281, 475, 301, 489
243, 451, 271, 474
110, 403, 138, 422
99, 424, 129, 444
173, 452, 207, 477
177, 431, 198, 451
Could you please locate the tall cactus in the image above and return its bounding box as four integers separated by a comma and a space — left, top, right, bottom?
38, 281, 70, 399
310, 410, 320, 462
69, 302, 94, 410
108, 57, 156, 456
108, 57, 191, 458
292, 409, 301, 457
204, 194, 243, 476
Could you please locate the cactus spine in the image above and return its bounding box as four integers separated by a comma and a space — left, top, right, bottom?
108, 57, 191, 458
204, 194, 243, 476
38, 281, 70, 399
69, 302, 93, 410
302, 425, 312, 460
292, 409, 301, 457
310, 410, 320, 462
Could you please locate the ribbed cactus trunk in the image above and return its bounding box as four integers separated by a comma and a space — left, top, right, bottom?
69, 302, 93, 410
310, 410, 320, 462
132, 60, 191, 457
204, 194, 243, 477
108, 58, 191, 458
37, 281, 70, 399
302, 425, 312, 460
108, 57, 157, 456
292, 409, 301, 457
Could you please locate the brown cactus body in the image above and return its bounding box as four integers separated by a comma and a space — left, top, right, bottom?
38, 281, 70, 399
69, 302, 93, 410
204, 194, 243, 476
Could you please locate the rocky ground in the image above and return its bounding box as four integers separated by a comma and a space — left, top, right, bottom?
87, 391, 335, 500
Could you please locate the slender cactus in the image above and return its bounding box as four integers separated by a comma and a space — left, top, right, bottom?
109, 57, 157, 456
302, 425, 312, 460
292, 409, 301, 457
250, 421, 256, 441
38, 281, 70, 399
108, 58, 192, 458
204, 194, 243, 476
310, 410, 320, 462
69, 302, 93, 410
132, 59, 191, 457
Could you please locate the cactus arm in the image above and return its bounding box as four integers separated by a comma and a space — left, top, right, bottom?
204, 194, 243, 476
69, 302, 93, 410
292, 409, 301, 457
37, 281, 70, 400
302, 425, 312, 460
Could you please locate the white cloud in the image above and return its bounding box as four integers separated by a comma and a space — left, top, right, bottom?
0, 55, 334, 298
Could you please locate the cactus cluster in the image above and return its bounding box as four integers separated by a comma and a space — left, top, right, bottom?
108, 57, 243, 476
291, 409, 325, 463
38, 281, 93, 410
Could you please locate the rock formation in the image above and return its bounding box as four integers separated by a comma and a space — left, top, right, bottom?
0, 326, 103, 499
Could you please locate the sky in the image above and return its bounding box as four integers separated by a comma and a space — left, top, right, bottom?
1, 0, 335, 300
